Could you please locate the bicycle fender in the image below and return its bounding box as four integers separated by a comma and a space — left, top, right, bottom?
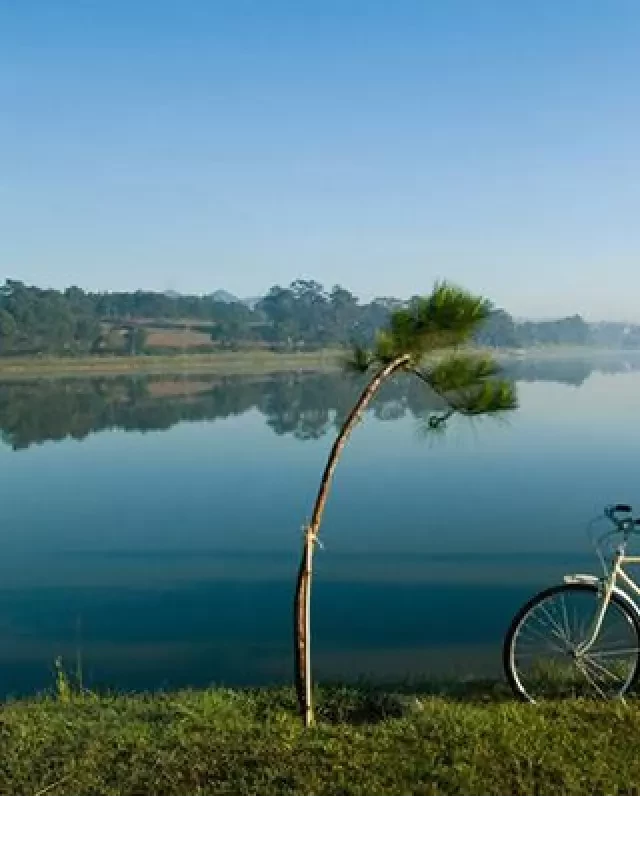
563, 573, 640, 621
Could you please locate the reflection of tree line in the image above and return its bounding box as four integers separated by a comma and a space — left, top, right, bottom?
0, 373, 446, 450
502, 353, 640, 387
1, 355, 639, 449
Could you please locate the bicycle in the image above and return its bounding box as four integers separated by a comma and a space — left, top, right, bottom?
503, 504, 640, 702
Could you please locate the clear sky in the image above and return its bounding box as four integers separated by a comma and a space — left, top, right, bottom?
2, 0, 639, 319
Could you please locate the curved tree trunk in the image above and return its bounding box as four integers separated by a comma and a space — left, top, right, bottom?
294, 354, 410, 726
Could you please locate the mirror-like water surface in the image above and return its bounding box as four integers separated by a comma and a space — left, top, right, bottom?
1, 354, 640, 697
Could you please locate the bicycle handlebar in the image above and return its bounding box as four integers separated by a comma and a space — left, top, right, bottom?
604, 504, 640, 532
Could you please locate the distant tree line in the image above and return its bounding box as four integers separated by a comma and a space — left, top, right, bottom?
473, 309, 640, 349
1, 277, 639, 357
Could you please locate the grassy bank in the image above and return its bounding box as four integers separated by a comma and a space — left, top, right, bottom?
0, 350, 343, 380
2, 684, 640, 795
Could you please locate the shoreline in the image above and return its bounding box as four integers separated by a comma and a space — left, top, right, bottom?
0, 346, 638, 381
0, 350, 344, 380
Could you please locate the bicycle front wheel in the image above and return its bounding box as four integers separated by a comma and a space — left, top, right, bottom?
504, 582, 640, 702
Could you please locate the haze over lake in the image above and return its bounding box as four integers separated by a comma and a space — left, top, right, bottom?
1, 353, 640, 697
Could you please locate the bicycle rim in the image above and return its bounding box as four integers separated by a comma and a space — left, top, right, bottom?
504, 583, 640, 702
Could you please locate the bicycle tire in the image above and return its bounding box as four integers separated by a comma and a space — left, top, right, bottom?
503, 582, 640, 702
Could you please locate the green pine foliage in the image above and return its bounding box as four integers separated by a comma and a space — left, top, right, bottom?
345, 281, 518, 425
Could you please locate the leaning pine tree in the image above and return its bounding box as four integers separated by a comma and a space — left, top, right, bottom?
294, 281, 518, 726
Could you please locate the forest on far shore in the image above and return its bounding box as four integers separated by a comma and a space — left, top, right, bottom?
1, 277, 638, 357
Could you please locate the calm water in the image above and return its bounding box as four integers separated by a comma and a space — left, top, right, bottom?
1, 353, 640, 697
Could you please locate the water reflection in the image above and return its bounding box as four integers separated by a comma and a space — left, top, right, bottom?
503, 352, 640, 386
2, 353, 640, 697
1, 352, 639, 450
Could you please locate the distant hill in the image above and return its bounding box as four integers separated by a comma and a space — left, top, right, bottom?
208, 292, 263, 309
208, 289, 241, 303
165, 288, 245, 305
241, 296, 262, 309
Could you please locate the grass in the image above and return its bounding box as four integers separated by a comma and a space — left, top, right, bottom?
2, 682, 640, 794
0, 349, 344, 380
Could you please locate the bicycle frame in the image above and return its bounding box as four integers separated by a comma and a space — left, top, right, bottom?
571, 545, 640, 656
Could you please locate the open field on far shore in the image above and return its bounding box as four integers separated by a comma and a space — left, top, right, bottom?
0, 346, 637, 381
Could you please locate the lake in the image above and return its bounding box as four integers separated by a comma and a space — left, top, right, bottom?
1, 353, 640, 698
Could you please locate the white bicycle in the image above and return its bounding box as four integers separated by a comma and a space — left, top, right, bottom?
504, 504, 640, 702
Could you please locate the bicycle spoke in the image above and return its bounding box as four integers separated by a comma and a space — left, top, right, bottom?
588, 647, 640, 658
576, 660, 608, 698
560, 594, 571, 642
535, 602, 569, 643
582, 653, 624, 682
516, 623, 569, 655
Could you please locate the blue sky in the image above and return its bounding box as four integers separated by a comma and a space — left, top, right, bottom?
2, 0, 639, 319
